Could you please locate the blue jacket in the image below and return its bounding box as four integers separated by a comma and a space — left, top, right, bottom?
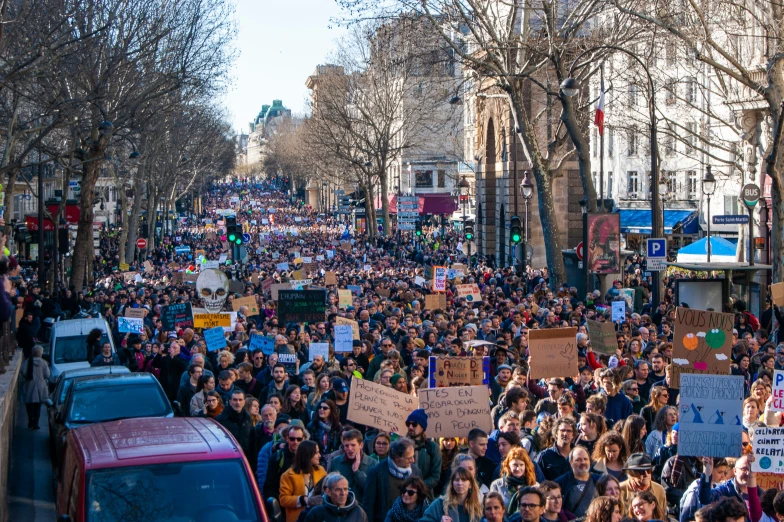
604, 392, 633, 427
698, 473, 762, 522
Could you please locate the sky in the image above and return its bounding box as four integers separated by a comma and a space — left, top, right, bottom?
223, 0, 347, 134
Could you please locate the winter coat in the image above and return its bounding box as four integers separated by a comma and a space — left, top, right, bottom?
17, 319, 36, 359
414, 437, 443, 494
303, 492, 368, 522
327, 453, 377, 505
21, 357, 50, 403
420, 497, 476, 522
91, 353, 122, 367
215, 407, 256, 467
190, 390, 208, 416
362, 458, 422, 522
279, 465, 327, 522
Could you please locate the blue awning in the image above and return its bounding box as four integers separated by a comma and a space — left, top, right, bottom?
619, 209, 699, 235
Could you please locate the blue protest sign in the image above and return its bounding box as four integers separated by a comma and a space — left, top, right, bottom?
118, 317, 143, 334
204, 326, 227, 352
249, 333, 275, 355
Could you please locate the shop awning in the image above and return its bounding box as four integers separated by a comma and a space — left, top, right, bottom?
619, 209, 699, 235
376, 193, 458, 215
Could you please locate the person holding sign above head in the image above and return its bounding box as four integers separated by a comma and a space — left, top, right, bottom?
698, 456, 763, 522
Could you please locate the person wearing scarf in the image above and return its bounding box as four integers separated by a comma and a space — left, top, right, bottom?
386, 477, 430, 522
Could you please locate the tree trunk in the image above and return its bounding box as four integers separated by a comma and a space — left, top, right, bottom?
381, 169, 390, 236
4, 170, 16, 237
70, 148, 103, 290
561, 95, 597, 212
764, 97, 784, 283
148, 183, 158, 252
118, 187, 128, 265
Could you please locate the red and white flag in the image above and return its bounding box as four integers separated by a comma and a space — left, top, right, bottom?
594, 81, 605, 136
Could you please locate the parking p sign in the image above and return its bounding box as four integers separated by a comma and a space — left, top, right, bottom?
647, 238, 667, 271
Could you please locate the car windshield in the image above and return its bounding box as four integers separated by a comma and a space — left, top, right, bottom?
54, 334, 111, 364
67, 383, 170, 423
86, 460, 261, 522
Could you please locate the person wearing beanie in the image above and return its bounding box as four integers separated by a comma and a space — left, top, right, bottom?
390, 373, 407, 393
405, 409, 441, 495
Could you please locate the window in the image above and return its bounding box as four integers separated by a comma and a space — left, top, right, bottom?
665, 80, 677, 105
667, 171, 678, 195
437, 170, 446, 188
627, 128, 638, 156
685, 122, 697, 153
415, 170, 433, 188
628, 83, 638, 107
688, 171, 697, 199
608, 128, 614, 157
592, 128, 598, 157
685, 77, 697, 104
647, 171, 653, 197
666, 41, 677, 65
724, 195, 739, 215
664, 135, 675, 156
627, 171, 639, 197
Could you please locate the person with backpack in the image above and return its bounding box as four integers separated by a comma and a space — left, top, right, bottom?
21, 345, 49, 430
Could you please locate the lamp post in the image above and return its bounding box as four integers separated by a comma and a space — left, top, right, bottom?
459, 176, 470, 261
579, 196, 590, 299
702, 166, 716, 262
520, 171, 534, 278
322, 181, 327, 212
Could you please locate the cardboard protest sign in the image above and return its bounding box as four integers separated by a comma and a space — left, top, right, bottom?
347, 285, 362, 296
772, 370, 784, 412
278, 290, 327, 325
751, 427, 784, 473
232, 296, 259, 315
334, 325, 354, 352
193, 313, 231, 329
124, 308, 146, 319
347, 378, 419, 434
270, 283, 292, 301
756, 472, 784, 491
425, 293, 447, 310
429, 356, 490, 388
118, 317, 143, 334
251, 272, 260, 286
377, 288, 391, 298
678, 374, 744, 458
335, 316, 360, 340
261, 277, 275, 294
455, 284, 481, 302
672, 307, 734, 387
309, 342, 330, 361
586, 320, 618, 355
15, 309, 23, 328
143, 261, 154, 272
249, 333, 275, 355
611, 301, 626, 322
119, 263, 130, 272
183, 273, 199, 284
122, 271, 138, 283
338, 289, 353, 308
302, 262, 318, 273
325, 271, 338, 285
161, 303, 194, 330
527, 327, 579, 380
203, 327, 227, 352
433, 266, 447, 292
419, 386, 493, 438
276, 262, 290, 272
772, 282, 784, 307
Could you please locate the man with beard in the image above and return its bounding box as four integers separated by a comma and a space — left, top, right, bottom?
259, 363, 289, 404
327, 429, 376, 504
554, 446, 601, 518
401, 409, 441, 495
253, 404, 278, 450
216, 390, 256, 472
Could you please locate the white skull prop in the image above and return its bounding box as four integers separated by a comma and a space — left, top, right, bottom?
196, 269, 229, 313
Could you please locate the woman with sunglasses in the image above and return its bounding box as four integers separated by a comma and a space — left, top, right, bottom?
307, 373, 331, 415
308, 399, 342, 464
384, 476, 429, 522
421, 466, 484, 522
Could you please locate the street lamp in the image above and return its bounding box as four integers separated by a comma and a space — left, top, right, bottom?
520, 171, 534, 277
458, 176, 471, 262
580, 196, 590, 298
702, 166, 716, 262
560, 78, 580, 98
322, 181, 328, 212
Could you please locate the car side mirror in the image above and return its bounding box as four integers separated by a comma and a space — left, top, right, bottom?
44, 398, 54, 408
172, 401, 182, 417
58, 515, 71, 522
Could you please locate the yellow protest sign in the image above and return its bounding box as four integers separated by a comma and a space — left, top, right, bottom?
194, 313, 232, 328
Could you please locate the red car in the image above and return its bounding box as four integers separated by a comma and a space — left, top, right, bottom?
57, 417, 268, 522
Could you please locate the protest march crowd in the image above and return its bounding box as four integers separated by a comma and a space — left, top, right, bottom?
14, 181, 784, 522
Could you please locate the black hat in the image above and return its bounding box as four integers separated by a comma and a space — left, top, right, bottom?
623, 453, 653, 471
274, 414, 291, 428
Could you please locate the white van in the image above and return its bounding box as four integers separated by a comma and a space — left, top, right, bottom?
46, 317, 117, 389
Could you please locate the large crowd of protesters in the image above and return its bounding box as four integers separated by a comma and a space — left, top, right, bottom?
12, 180, 784, 522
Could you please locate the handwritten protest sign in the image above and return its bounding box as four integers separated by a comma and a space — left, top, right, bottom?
119, 263, 130, 272
429, 356, 489, 388
270, 283, 292, 300
335, 316, 360, 340
347, 285, 362, 296
611, 301, 625, 322
276, 262, 290, 272
672, 307, 734, 387
347, 378, 419, 434
203, 327, 227, 352
278, 290, 327, 324
586, 320, 618, 355
325, 271, 337, 285
249, 334, 275, 355
124, 308, 146, 319
433, 266, 447, 292
751, 427, 784, 473
419, 386, 493, 438
772, 370, 784, 412
309, 342, 330, 361
338, 289, 353, 308
678, 374, 744, 458
232, 296, 259, 315
334, 325, 354, 352
161, 303, 194, 330
455, 284, 481, 302
528, 327, 578, 380
425, 293, 447, 310
756, 472, 784, 491
193, 313, 231, 329
118, 317, 143, 334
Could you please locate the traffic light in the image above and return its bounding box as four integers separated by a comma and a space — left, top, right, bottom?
510, 216, 522, 244
464, 220, 474, 241
226, 216, 242, 245
415, 220, 423, 237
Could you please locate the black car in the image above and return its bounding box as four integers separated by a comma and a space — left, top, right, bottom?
45, 366, 130, 463
52, 372, 173, 469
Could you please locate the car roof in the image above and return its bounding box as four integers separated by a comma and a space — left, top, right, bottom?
59, 366, 130, 381
70, 372, 158, 390
51, 318, 110, 337
70, 417, 243, 469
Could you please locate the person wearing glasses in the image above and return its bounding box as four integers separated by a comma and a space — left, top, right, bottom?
367, 337, 395, 381
384, 476, 429, 522
263, 423, 310, 500
618, 454, 667, 519
363, 438, 421, 522
420, 466, 483, 522
697, 455, 763, 522
509, 485, 546, 522
404, 409, 442, 494
308, 400, 342, 464
622, 379, 645, 415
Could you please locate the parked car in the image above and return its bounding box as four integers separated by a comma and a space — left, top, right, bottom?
52, 373, 172, 468
56, 417, 268, 522
45, 317, 116, 390
45, 366, 130, 463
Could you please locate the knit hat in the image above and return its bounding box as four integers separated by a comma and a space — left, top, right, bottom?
406, 409, 428, 431
390, 374, 405, 387
672, 423, 679, 432
274, 414, 291, 428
